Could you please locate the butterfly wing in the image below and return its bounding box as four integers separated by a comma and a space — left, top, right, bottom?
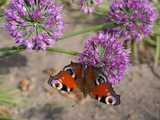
48, 62, 120, 105
90, 83, 120, 105
85, 67, 120, 105
48, 62, 83, 93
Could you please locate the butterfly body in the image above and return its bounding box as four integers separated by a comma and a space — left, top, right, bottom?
48, 62, 120, 105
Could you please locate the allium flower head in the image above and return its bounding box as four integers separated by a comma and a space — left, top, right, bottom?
108, 0, 158, 41
5, 0, 64, 50
80, 0, 103, 13
79, 32, 130, 84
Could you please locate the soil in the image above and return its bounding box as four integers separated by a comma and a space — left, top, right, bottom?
0, 6, 160, 120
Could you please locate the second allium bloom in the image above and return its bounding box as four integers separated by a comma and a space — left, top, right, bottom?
79, 32, 130, 85
108, 0, 158, 41
5, 0, 64, 50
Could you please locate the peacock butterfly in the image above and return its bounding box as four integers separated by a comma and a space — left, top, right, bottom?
48, 62, 120, 105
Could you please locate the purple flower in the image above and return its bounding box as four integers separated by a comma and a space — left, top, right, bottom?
80, 0, 103, 13
79, 32, 130, 85
107, 0, 158, 41
5, 0, 64, 50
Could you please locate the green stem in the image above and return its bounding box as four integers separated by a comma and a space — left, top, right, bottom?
0, 46, 24, 54
47, 48, 79, 56
154, 36, 160, 67
0, 46, 79, 56
133, 42, 139, 64
0, 96, 17, 105
0, 118, 16, 120
60, 23, 116, 40
0, 0, 7, 6
0, 12, 3, 17
145, 38, 156, 46
0, 47, 24, 52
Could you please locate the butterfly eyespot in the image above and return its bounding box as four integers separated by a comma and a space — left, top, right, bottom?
67, 88, 70, 92
105, 96, 117, 105
52, 80, 63, 90
95, 74, 107, 85
64, 66, 75, 78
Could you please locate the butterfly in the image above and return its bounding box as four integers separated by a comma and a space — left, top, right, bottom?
48, 62, 120, 105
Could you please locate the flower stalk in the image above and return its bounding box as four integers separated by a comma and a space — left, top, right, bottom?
154, 36, 160, 67
0, 46, 79, 56
133, 42, 139, 64
60, 23, 116, 40
47, 48, 80, 56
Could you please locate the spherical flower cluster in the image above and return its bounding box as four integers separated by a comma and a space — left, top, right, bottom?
80, 0, 103, 14
5, 0, 64, 50
107, 0, 158, 41
79, 32, 130, 84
